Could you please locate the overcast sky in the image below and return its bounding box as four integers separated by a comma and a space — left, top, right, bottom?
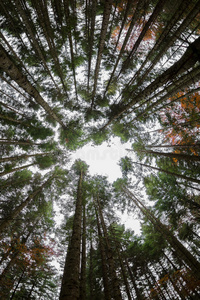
72, 137, 141, 235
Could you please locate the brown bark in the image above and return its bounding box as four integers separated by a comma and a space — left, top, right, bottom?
105, 0, 146, 96
79, 200, 86, 300
121, 0, 166, 71
133, 148, 200, 162
89, 239, 95, 300
91, 0, 113, 108
132, 161, 200, 185
101, 36, 200, 129
122, 186, 200, 280
95, 205, 111, 300
0, 45, 66, 128
96, 194, 122, 300
59, 171, 83, 300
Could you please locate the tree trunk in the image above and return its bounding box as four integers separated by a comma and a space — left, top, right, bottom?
122, 186, 200, 280
132, 161, 200, 185
89, 239, 95, 300
96, 194, 122, 300
79, 200, 86, 300
0, 163, 35, 177
0, 152, 51, 163
95, 206, 111, 300
0, 44, 66, 128
91, 0, 113, 108
136, 148, 200, 162
59, 170, 83, 300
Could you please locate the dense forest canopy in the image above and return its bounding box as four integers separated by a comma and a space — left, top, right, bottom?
0, 0, 200, 299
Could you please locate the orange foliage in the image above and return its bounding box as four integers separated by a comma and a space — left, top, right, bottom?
160, 89, 200, 154
111, 2, 159, 52
149, 268, 200, 299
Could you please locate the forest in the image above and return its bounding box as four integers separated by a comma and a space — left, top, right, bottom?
0, 0, 200, 299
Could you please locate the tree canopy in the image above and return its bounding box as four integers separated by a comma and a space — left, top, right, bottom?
0, 0, 200, 299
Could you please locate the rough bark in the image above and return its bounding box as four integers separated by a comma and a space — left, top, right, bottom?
0, 45, 66, 128
59, 170, 83, 300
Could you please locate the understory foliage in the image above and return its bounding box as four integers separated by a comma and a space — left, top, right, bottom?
0, 0, 200, 299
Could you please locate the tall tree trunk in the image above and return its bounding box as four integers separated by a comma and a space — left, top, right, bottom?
132, 161, 200, 185
59, 170, 83, 300
95, 205, 111, 300
89, 239, 95, 300
0, 163, 35, 177
0, 152, 51, 163
131, 148, 200, 162
122, 186, 200, 280
96, 194, 122, 300
9, 268, 26, 300
0, 44, 66, 128
79, 199, 86, 300
91, 0, 113, 108
115, 244, 132, 300
124, 257, 143, 299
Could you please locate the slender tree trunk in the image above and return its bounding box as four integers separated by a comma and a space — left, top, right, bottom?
138, 148, 200, 162
122, 186, 200, 280
0, 163, 35, 177
0, 152, 51, 163
59, 170, 83, 300
124, 257, 143, 299
96, 194, 122, 300
91, 0, 113, 108
132, 161, 200, 184
145, 143, 200, 149
10, 268, 26, 300
115, 245, 132, 300
0, 139, 39, 146
79, 200, 86, 300
158, 259, 185, 300
0, 44, 66, 128
95, 206, 111, 300
89, 239, 95, 300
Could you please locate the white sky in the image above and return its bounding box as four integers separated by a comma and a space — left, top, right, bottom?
72, 137, 127, 181
71, 137, 141, 235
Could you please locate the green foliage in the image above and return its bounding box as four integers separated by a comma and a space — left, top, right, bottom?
1, 1, 200, 298
26, 126, 54, 140
35, 156, 55, 169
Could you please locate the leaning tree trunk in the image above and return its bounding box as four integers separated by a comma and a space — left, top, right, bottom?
132, 161, 200, 185
133, 148, 200, 162
0, 152, 51, 163
0, 44, 66, 128
122, 186, 200, 280
59, 170, 83, 300
0, 163, 35, 177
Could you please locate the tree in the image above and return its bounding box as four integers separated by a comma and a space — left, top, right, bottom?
0, 1, 200, 298
59, 160, 88, 300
